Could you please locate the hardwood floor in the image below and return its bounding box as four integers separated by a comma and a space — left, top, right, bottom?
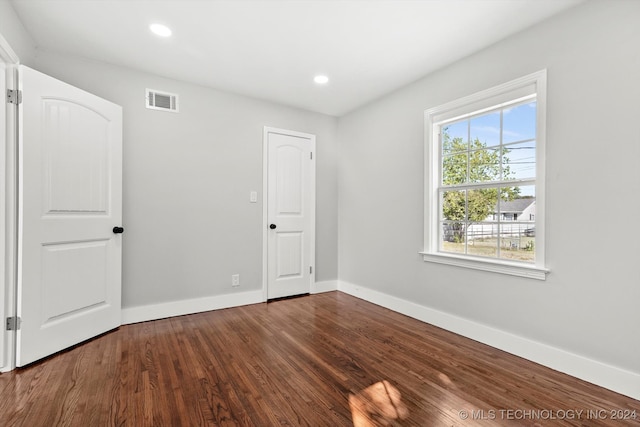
0, 291, 638, 426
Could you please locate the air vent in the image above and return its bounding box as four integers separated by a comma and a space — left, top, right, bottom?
146, 89, 179, 112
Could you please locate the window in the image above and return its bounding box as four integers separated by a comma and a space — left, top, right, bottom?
423, 71, 548, 280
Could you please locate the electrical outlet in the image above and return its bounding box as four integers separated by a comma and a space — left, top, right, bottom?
231, 274, 240, 287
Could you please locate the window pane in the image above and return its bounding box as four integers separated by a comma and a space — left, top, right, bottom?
497, 193, 535, 220
441, 189, 466, 252
442, 153, 468, 185
467, 222, 498, 258
442, 120, 468, 155
467, 188, 498, 223
499, 223, 535, 262
503, 141, 536, 180
441, 190, 466, 221
469, 147, 500, 183
470, 111, 500, 147
503, 101, 536, 143
440, 222, 466, 253
507, 184, 535, 200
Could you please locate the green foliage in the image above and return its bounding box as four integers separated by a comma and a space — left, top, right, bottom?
441, 127, 520, 241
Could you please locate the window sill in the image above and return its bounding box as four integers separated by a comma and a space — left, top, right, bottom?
420, 252, 549, 280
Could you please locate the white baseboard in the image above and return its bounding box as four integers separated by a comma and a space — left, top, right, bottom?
121, 290, 264, 325
338, 280, 640, 401
121, 280, 339, 325
311, 280, 338, 294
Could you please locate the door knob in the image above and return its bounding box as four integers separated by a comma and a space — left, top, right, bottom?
269, 224, 277, 230
113, 226, 124, 234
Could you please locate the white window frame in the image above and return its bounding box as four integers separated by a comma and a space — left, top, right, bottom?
422, 70, 549, 280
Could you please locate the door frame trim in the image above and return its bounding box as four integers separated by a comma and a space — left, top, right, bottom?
1, 33, 19, 372
262, 127, 316, 302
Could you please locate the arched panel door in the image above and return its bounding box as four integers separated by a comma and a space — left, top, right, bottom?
17, 66, 122, 366
265, 128, 315, 300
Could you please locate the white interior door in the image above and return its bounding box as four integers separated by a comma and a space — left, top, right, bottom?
264, 127, 315, 300
0, 59, 6, 369
17, 65, 123, 366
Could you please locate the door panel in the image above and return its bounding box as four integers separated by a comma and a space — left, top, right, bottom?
41, 240, 109, 324
276, 145, 303, 214
44, 99, 109, 213
17, 65, 122, 366
276, 232, 304, 278
266, 129, 315, 299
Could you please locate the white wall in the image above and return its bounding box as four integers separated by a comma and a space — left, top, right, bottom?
338, 0, 640, 396
0, 1, 35, 64
31, 50, 339, 314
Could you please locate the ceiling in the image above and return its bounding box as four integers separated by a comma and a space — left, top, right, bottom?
10, 0, 583, 116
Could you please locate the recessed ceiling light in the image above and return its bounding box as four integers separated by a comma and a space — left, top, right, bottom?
150, 23, 172, 38
314, 75, 329, 85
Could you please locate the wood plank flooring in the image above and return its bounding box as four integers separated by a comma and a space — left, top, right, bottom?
0, 291, 638, 426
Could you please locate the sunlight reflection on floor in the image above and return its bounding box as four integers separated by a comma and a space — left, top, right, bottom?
349, 380, 409, 426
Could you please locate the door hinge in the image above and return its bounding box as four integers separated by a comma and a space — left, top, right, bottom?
310, 152, 313, 160
310, 266, 313, 274
6, 316, 21, 331
7, 89, 22, 105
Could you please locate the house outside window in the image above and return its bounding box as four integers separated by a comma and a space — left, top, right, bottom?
422, 71, 548, 280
